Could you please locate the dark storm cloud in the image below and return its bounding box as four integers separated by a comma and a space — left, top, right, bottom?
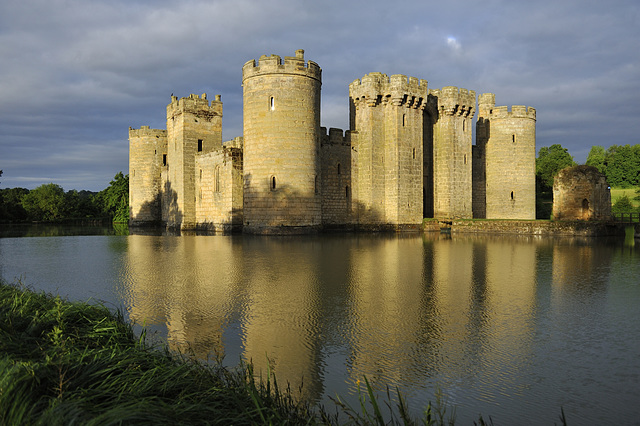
1, 0, 638, 190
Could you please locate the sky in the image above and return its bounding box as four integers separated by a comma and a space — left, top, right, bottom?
1, 0, 639, 192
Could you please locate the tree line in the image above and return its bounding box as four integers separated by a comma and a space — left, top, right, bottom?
0, 172, 129, 223
535, 144, 640, 218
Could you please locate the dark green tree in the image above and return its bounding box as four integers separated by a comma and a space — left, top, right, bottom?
21, 183, 67, 221
0, 187, 30, 221
604, 145, 640, 188
611, 195, 636, 214
585, 145, 606, 174
94, 172, 129, 222
536, 145, 576, 190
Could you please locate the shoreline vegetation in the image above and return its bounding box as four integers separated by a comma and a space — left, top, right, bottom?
1, 280, 567, 425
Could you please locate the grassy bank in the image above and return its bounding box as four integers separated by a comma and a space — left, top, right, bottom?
611, 186, 639, 208
0, 281, 326, 425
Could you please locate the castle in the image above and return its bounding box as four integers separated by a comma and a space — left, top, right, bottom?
129, 49, 536, 233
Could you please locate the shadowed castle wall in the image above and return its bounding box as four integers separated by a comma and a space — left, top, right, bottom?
553, 166, 611, 221
321, 127, 352, 226
242, 50, 322, 233
129, 126, 167, 225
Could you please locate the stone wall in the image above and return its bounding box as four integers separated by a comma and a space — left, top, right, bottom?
163, 93, 223, 229
553, 165, 611, 221
194, 146, 243, 232
431, 86, 475, 219
242, 50, 322, 233
476, 94, 536, 220
349, 73, 427, 227
448, 219, 622, 237
129, 126, 167, 225
320, 127, 352, 226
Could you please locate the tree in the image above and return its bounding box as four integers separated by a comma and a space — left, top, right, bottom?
94, 172, 129, 222
611, 195, 636, 214
0, 187, 29, 221
536, 145, 576, 190
604, 145, 640, 188
585, 146, 606, 174
21, 183, 67, 221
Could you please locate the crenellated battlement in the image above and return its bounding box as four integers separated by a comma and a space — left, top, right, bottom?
349, 72, 429, 108
320, 127, 351, 146
242, 49, 321, 82
129, 126, 167, 138
167, 93, 223, 119
478, 93, 536, 120
430, 86, 476, 117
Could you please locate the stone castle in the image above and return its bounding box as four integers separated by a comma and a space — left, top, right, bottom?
129, 49, 536, 233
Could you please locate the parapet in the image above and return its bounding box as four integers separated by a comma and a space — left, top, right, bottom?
222, 136, 244, 149
320, 127, 351, 146
129, 126, 167, 138
485, 105, 536, 120
242, 49, 321, 82
167, 93, 223, 118
430, 86, 476, 117
349, 73, 429, 108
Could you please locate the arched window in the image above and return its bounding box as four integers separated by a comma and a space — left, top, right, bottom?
270, 96, 275, 111
510, 191, 514, 200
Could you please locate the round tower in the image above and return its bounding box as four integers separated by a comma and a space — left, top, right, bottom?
478, 94, 536, 220
241, 49, 322, 233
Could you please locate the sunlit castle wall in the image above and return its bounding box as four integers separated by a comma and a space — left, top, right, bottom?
349, 73, 427, 228
194, 137, 243, 232
476, 94, 536, 219
431, 87, 475, 219
129, 126, 167, 226
163, 94, 223, 230
242, 50, 322, 234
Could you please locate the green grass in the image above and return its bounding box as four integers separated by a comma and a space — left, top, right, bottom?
611, 186, 640, 208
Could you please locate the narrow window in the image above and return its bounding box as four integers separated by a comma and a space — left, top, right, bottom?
163, 154, 167, 166
464, 154, 467, 165
346, 185, 350, 199
270, 97, 275, 111
198, 139, 203, 152
315, 175, 318, 194
510, 191, 514, 200
463, 120, 466, 131
402, 114, 406, 127
271, 176, 276, 190
199, 169, 202, 181
413, 148, 416, 160
512, 134, 516, 143
337, 163, 341, 175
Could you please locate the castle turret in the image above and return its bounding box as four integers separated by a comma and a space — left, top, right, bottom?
163, 93, 223, 229
475, 93, 536, 219
241, 49, 322, 233
431, 86, 476, 219
129, 126, 167, 226
349, 73, 428, 228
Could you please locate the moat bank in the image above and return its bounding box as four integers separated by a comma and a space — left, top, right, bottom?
424, 218, 631, 237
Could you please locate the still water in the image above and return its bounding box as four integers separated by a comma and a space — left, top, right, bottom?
1, 227, 639, 424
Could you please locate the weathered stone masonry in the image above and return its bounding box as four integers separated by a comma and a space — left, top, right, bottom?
129, 49, 537, 233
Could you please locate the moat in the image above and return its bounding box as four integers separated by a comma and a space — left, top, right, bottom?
1, 227, 638, 424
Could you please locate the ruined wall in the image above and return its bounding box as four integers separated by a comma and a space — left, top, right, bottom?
320, 127, 352, 226
349, 73, 427, 227
476, 93, 536, 220
194, 143, 243, 232
242, 50, 322, 233
129, 126, 167, 225
553, 165, 611, 221
162, 93, 223, 229
431, 86, 475, 219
